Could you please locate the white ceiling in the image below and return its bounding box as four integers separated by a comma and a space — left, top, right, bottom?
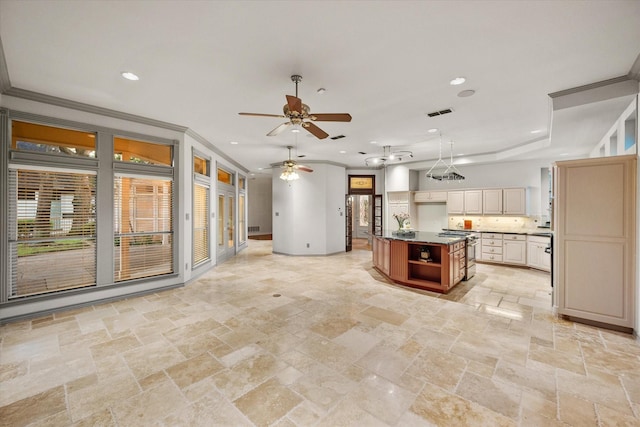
1, 1, 639, 175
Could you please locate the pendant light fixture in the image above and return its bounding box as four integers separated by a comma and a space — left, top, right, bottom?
425, 134, 465, 182
365, 145, 413, 167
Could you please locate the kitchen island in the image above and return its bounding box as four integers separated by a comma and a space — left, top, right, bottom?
372, 231, 467, 293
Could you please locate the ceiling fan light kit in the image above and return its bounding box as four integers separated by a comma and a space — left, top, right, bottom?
279, 145, 313, 181
239, 75, 352, 139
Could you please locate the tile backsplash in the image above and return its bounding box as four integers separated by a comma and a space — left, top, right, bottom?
448, 215, 545, 232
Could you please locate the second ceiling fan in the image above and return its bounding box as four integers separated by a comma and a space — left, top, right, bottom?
239, 75, 352, 139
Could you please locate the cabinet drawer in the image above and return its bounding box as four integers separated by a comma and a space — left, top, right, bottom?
483, 254, 503, 262
482, 245, 503, 255
482, 239, 502, 247
503, 234, 526, 241
481, 233, 503, 240
455, 241, 465, 251
528, 235, 551, 244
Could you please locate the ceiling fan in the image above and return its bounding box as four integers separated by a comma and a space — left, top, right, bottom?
239, 75, 352, 139
280, 145, 313, 181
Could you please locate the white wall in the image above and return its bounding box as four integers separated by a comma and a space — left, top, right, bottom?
248, 175, 272, 235
272, 163, 346, 255
385, 165, 418, 192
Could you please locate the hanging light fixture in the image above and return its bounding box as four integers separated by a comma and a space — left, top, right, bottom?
280, 166, 299, 181
425, 134, 465, 182
365, 145, 413, 167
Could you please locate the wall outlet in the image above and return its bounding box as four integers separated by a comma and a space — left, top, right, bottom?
306, 243, 310, 248
185, 263, 189, 270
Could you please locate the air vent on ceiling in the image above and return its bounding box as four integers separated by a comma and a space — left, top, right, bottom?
297, 154, 306, 158
358, 151, 366, 155
330, 135, 346, 140
427, 108, 453, 117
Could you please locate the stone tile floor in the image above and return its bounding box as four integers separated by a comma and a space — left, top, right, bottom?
1, 240, 639, 426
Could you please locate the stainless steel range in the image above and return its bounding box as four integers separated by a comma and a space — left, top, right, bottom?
464, 232, 480, 280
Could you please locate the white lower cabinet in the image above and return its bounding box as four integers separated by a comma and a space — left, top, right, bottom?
527, 235, 551, 272
481, 233, 503, 262
503, 234, 527, 265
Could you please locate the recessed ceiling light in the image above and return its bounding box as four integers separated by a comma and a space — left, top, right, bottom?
230, 141, 239, 145
457, 89, 475, 97
121, 71, 139, 81
338, 150, 346, 154
427, 128, 439, 133
317, 88, 326, 94
530, 129, 543, 134
258, 167, 264, 170
450, 77, 466, 86
559, 153, 569, 156
370, 141, 378, 144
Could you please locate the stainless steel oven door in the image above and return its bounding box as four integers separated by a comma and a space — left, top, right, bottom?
464, 239, 477, 280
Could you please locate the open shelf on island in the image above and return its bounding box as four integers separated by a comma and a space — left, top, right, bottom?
372, 236, 463, 294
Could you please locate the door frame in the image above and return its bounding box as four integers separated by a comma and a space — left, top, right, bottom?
347, 175, 379, 251
216, 186, 236, 263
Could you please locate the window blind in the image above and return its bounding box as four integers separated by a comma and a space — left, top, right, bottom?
193, 182, 210, 266
114, 175, 173, 282
8, 167, 97, 298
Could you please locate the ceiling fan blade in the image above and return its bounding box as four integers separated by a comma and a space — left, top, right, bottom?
267, 122, 291, 136
302, 122, 329, 139
286, 95, 302, 114
239, 112, 286, 118
309, 113, 352, 122
295, 164, 313, 173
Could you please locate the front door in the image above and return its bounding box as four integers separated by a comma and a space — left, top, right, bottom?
217, 190, 235, 263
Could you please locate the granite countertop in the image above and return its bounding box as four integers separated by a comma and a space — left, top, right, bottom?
444, 228, 553, 237
381, 231, 466, 245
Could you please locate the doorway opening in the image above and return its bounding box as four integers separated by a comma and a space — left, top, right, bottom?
346, 175, 381, 252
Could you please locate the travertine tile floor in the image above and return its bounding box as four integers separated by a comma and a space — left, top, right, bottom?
2, 240, 640, 426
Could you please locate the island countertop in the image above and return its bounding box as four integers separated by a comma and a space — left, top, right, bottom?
380, 230, 466, 245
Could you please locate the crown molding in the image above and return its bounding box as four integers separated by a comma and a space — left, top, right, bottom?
549, 75, 638, 110
185, 129, 248, 173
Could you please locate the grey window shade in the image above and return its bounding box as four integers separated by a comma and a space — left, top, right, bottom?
193, 182, 210, 266
114, 175, 173, 282
8, 167, 97, 298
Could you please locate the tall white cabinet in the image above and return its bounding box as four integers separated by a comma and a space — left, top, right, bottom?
554, 155, 636, 330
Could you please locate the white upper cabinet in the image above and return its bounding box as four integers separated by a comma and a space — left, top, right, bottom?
482, 189, 503, 214
446, 187, 528, 216
414, 191, 447, 203
503, 188, 527, 215
447, 191, 464, 214
463, 190, 483, 214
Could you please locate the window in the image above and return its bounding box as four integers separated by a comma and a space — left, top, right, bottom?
194, 156, 209, 176
114, 176, 173, 281
8, 167, 97, 298
217, 168, 233, 185
239, 193, 246, 243
193, 183, 210, 266
114, 137, 172, 166
12, 120, 96, 158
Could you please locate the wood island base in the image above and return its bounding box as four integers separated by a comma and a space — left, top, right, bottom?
372, 234, 465, 294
